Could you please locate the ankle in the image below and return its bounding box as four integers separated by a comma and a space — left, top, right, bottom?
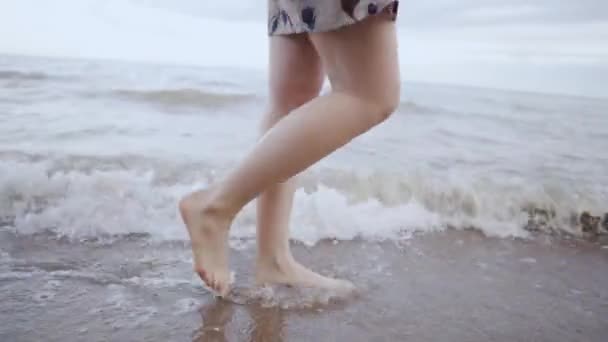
256, 252, 295, 271
201, 190, 239, 220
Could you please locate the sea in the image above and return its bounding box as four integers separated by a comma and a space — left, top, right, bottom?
1, 52, 607, 340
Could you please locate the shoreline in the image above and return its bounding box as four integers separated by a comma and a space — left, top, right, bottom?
2, 229, 607, 341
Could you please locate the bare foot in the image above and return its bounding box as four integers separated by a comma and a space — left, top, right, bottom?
255, 256, 355, 292
179, 190, 232, 297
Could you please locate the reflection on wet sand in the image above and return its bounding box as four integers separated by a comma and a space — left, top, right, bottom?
194, 300, 234, 342
245, 306, 286, 342
195, 299, 286, 342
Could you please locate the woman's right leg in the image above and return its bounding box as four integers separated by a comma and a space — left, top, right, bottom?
180, 15, 401, 296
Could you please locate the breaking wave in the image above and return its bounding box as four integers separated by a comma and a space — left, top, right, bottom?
1, 153, 605, 246
111, 88, 256, 109
0, 70, 52, 81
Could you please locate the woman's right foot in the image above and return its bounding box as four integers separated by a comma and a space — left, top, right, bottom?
255, 255, 355, 292
179, 190, 233, 297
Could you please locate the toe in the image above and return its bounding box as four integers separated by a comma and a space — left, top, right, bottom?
218, 278, 230, 297
209, 276, 220, 293
217, 284, 227, 297
197, 269, 208, 283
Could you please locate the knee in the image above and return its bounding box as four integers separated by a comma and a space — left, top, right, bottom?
365, 82, 401, 124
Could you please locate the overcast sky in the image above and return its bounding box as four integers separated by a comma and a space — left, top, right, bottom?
1, 0, 606, 97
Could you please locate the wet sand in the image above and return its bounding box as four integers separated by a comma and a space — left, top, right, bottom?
1, 229, 607, 341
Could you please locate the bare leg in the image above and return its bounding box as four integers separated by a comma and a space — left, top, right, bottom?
254, 34, 351, 288
180, 15, 401, 296
255, 33, 321, 271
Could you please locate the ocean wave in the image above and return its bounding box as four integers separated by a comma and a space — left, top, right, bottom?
111, 88, 256, 109
0, 70, 54, 81
399, 100, 443, 114
0, 154, 606, 245
110, 88, 436, 113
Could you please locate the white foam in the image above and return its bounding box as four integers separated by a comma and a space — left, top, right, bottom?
288, 187, 444, 245
101, 284, 158, 327
0, 272, 34, 281
0, 157, 602, 246
125, 276, 192, 289
228, 283, 357, 309
1, 160, 189, 241
0, 249, 9, 261
173, 298, 202, 315
519, 257, 537, 264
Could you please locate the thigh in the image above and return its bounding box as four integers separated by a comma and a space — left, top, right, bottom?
268, 33, 325, 116
309, 15, 400, 104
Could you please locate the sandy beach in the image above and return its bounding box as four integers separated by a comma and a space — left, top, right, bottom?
2, 229, 607, 341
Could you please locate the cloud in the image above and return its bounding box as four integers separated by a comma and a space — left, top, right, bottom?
0, 0, 605, 97
399, 0, 608, 27
392, 1, 608, 97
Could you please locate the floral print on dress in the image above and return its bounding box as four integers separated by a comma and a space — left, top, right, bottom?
268, 0, 399, 35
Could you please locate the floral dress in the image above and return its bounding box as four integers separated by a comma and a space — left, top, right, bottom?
268, 0, 399, 35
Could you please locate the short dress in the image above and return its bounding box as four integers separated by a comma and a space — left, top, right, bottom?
268, 0, 399, 35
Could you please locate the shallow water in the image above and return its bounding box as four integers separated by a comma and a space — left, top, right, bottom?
1, 230, 607, 341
